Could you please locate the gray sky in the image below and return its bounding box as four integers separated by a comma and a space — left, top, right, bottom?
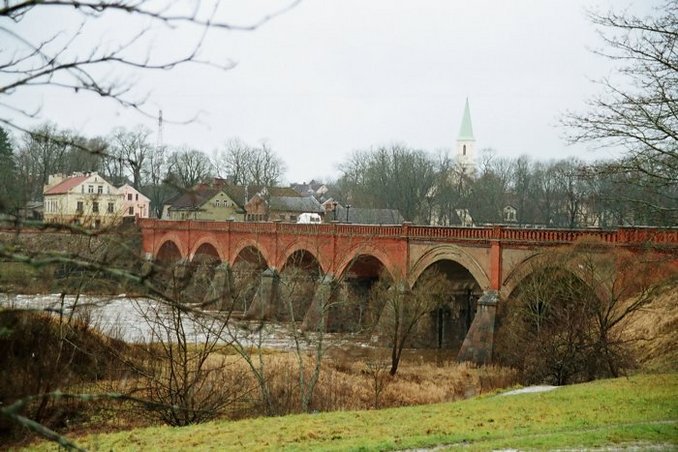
7, 0, 659, 183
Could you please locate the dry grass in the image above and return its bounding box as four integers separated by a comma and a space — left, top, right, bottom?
222, 348, 520, 414
624, 280, 678, 372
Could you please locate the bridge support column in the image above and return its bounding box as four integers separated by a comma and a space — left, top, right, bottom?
457, 291, 498, 364
203, 263, 234, 311
141, 252, 154, 277
244, 268, 279, 320
301, 275, 335, 331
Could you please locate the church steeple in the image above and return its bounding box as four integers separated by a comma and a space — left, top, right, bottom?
458, 98, 475, 141
456, 98, 476, 174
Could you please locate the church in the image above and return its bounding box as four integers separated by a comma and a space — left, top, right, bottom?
426, 98, 479, 227
456, 97, 476, 174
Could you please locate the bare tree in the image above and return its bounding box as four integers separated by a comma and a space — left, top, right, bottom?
466, 149, 512, 224
134, 300, 251, 426
14, 123, 68, 202
370, 271, 448, 376
110, 126, 153, 189
144, 142, 172, 218
564, 2, 677, 219
0, 1, 301, 446
338, 144, 436, 222
0, 1, 300, 131
215, 138, 286, 187
494, 239, 675, 385
166, 147, 214, 190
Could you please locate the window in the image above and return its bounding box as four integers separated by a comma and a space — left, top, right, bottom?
97, 185, 103, 194
215, 200, 221, 207
107, 202, 114, 213
463, 144, 466, 156
128, 207, 134, 215
92, 202, 99, 213
95, 219, 101, 229
128, 194, 133, 201
81, 185, 84, 193
88, 185, 94, 193
289, 215, 297, 222
135, 194, 138, 201
76, 201, 83, 213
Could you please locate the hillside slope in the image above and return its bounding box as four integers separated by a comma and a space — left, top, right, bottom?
30, 373, 677, 451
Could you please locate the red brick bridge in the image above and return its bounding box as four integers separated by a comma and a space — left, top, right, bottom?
139, 219, 677, 362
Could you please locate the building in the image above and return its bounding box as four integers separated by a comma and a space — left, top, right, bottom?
456, 98, 476, 174
290, 180, 330, 201
18, 201, 44, 221
163, 186, 246, 221
162, 180, 304, 222
503, 205, 517, 223
118, 184, 150, 220
245, 189, 322, 222
43, 172, 122, 228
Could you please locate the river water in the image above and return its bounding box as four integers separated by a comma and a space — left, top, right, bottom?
0, 293, 377, 354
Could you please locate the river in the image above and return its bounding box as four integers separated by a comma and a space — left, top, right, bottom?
0, 293, 377, 354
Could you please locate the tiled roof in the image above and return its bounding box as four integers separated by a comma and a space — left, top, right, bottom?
168, 187, 221, 210
44, 175, 89, 195
269, 196, 324, 213
333, 206, 404, 225
168, 183, 301, 211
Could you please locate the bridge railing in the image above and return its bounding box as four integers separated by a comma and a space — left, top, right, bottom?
137, 219, 677, 246
408, 225, 494, 240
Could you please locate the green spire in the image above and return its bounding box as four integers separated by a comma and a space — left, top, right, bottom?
457, 98, 475, 141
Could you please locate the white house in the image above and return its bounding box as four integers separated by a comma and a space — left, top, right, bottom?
118, 184, 150, 220
43, 172, 122, 228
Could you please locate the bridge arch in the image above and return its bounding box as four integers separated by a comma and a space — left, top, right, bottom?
190, 237, 223, 262
154, 233, 188, 261
155, 238, 185, 263
230, 240, 271, 269
278, 248, 324, 322
494, 251, 612, 380
279, 242, 327, 275
335, 245, 399, 282
408, 245, 487, 351
409, 245, 489, 290
501, 251, 611, 302
501, 252, 546, 300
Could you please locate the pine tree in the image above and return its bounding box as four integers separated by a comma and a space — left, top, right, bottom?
0, 127, 18, 213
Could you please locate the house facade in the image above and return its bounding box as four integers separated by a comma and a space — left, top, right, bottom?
43, 172, 122, 228
163, 184, 246, 221
118, 184, 151, 220
246, 195, 324, 222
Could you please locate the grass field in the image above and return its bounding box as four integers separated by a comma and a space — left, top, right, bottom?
30, 373, 677, 451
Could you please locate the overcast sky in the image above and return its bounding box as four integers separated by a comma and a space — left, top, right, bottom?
7, 0, 660, 183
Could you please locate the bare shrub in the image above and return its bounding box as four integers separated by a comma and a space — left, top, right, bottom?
131, 302, 252, 426
363, 351, 391, 409
495, 239, 676, 385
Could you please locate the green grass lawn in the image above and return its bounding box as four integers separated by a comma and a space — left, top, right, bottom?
34, 373, 677, 451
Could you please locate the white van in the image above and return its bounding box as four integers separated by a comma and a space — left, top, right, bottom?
297, 213, 322, 224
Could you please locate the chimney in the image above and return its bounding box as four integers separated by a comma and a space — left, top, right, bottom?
44, 174, 66, 192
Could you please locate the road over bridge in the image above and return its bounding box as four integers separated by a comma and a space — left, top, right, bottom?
139, 219, 677, 363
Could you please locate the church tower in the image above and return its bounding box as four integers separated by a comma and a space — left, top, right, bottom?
456, 98, 476, 174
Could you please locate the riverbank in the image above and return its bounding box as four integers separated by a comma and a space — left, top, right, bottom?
26, 373, 678, 451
